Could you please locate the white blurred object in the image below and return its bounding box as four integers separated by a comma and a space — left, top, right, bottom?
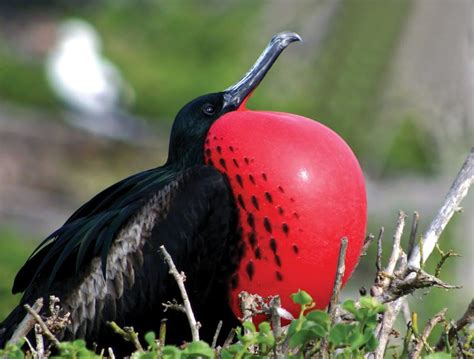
46, 19, 148, 142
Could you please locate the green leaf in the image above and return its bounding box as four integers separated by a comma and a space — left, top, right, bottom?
291, 290, 313, 306
355, 307, 368, 322
133, 352, 160, 359
308, 322, 327, 337
342, 299, 357, 314
424, 354, 452, 359
243, 321, 257, 333
329, 323, 351, 346
364, 334, 378, 352
288, 329, 316, 348
144, 331, 156, 345
257, 331, 275, 346
0, 341, 25, 359
163, 345, 182, 359
219, 349, 233, 359
221, 343, 243, 355
306, 310, 330, 329
182, 341, 214, 357
359, 297, 385, 313
258, 322, 271, 334
287, 318, 302, 337
348, 330, 365, 349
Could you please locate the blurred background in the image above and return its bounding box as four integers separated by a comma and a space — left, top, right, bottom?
0, 0, 472, 348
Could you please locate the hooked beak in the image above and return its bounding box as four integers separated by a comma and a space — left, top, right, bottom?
223, 31, 302, 111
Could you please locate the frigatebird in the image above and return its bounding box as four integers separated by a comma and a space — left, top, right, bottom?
0, 32, 302, 352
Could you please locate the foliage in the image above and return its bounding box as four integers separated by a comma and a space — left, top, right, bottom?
56, 340, 101, 358
0, 230, 36, 319
0, 0, 438, 174
0, 340, 25, 359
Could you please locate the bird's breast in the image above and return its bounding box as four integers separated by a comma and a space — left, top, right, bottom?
204, 110, 367, 320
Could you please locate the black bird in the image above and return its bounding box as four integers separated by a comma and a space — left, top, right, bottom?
0, 32, 301, 352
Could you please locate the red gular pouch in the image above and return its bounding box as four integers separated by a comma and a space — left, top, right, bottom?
204, 109, 367, 323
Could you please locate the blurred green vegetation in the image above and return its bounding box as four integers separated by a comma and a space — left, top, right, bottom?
0, 0, 439, 175
382, 115, 437, 176
0, 229, 36, 318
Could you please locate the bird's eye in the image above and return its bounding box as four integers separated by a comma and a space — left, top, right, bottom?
202, 104, 216, 116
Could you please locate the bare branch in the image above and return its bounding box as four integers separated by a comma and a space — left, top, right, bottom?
374, 299, 403, 359
376, 227, 384, 272
385, 212, 406, 278
321, 237, 348, 357
211, 320, 222, 349
7, 298, 44, 346
362, 233, 375, 256
328, 238, 348, 323
223, 329, 235, 348
436, 299, 474, 350
408, 148, 474, 269
269, 296, 282, 340
24, 302, 60, 347
34, 324, 44, 358
108, 347, 116, 359
372, 148, 474, 358
162, 300, 186, 313
382, 267, 460, 302
159, 245, 200, 342
407, 211, 419, 259
409, 308, 447, 358
107, 321, 144, 352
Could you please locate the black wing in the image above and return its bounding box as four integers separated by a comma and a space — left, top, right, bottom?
12, 166, 178, 293
1, 165, 240, 349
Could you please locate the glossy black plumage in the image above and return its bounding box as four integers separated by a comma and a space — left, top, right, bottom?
0, 32, 302, 353
0, 92, 243, 353
1, 165, 241, 352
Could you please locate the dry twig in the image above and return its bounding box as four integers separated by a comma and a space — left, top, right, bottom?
320, 237, 348, 356
269, 296, 282, 340
408, 148, 474, 269
375, 227, 384, 272
108, 347, 116, 359
24, 303, 60, 347
362, 234, 375, 256
159, 245, 200, 342
34, 324, 45, 358
436, 299, 474, 350
7, 298, 44, 346
407, 211, 419, 258
372, 148, 474, 358
211, 320, 223, 349
162, 300, 186, 313
409, 308, 447, 358
328, 237, 349, 323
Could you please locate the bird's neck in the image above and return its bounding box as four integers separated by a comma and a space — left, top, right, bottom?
166, 142, 205, 169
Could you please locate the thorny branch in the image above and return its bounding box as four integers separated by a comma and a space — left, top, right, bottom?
159, 245, 200, 342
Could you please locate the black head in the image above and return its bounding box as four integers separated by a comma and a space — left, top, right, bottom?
167, 92, 228, 165
166, 32, 302, 168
